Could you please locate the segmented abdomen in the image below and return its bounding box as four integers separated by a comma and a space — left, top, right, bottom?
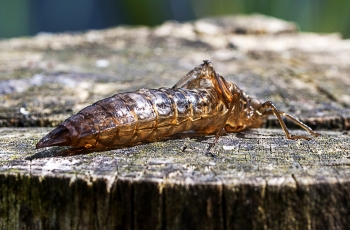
62, 87, 225, 148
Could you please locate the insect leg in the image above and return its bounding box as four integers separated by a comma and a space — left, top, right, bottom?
207, 75, 241, 151
279, 112, 321, 137
258, 101, 321, 140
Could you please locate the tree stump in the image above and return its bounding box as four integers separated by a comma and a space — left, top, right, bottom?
0, 14, 349, 229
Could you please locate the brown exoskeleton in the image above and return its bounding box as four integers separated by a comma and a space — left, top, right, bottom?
36, 60, 320, 152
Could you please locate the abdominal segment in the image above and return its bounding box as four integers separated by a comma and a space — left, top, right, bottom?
36, 87, 224, 149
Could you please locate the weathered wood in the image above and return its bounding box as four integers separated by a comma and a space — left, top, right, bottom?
1, 128, 350, 229
0, 14, 350, 229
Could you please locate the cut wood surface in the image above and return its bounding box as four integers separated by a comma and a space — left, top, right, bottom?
0, 14, 349, 229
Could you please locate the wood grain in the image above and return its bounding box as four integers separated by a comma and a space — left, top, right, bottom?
0, 14, 349, 229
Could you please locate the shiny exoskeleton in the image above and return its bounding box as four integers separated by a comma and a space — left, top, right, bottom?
36, 61, 320, 150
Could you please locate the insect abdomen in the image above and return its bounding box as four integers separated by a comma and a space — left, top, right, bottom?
37, 87, 222, 149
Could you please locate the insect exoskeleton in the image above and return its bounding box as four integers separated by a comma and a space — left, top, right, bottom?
36, 60, 320, 151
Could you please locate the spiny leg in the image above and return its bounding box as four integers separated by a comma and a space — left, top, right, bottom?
258, 101, 320, 140
280, 112, 321, 137
207, 78, 242, 151
206, 100, 235, 152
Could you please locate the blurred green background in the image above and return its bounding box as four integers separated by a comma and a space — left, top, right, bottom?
1, 0, 350, 39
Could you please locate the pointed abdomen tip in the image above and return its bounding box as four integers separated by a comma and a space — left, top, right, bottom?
36, 125, 71, 149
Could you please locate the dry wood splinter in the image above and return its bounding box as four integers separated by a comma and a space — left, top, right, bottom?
36, 60, 320, 151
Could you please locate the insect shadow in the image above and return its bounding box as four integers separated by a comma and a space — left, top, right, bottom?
27, 132, 218, 159
26, 144, 142, 159
25, 147, 89, 159
235, 130, 277, 139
